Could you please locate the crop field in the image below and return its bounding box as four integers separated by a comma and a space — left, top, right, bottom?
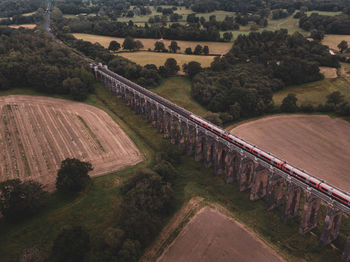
158, 207, 285, 262
118, 51, 215, 70
8, 24, 36, 29
231, 114, 350, 192
0, 95, 143, 190
323, 35, 350, 50
73, 33, 232, 55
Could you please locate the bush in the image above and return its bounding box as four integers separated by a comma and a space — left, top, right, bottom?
300, 103, 314, 113
50, 226, 90, 262
153, 160, 177, 181
56, 158, 93, 193
0, 179, 47, 222
280, 93, 298, 113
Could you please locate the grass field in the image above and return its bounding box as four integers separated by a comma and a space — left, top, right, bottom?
119, 51, 215, 70
323, 35, 350, 50
273, 77, 350, 106
73, 33, 232, 55
8, 24, 36, 29
0, 84, 349, 261
153, 77, 208, 116
305, 11, 342, 16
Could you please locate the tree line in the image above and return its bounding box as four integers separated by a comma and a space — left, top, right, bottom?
299, 13, 350, 35
0, 27, 95, 101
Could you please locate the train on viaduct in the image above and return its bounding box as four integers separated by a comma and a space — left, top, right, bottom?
92, 62, 350, 261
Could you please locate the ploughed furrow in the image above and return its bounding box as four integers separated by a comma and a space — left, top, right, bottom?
0, 105, 10, 180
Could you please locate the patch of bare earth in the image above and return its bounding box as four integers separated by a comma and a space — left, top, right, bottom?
156, 205, 285, 262
230, 114, 350, 192
319, 66, 338, 79
0, 95, 143, 191
9, 24, 36, 29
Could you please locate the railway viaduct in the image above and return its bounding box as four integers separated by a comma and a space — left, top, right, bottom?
94, 63, 350, 260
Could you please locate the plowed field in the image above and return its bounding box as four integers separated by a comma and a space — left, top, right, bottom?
0, 95, 143, 190
230, 115, 350, 192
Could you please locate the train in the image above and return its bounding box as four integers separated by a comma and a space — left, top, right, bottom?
94, 63, 350, 209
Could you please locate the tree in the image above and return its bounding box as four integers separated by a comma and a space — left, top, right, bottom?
134, 40, 144, 50
204, 112, 223, 126
153, 160, 176, 181
183, 61, 202, 78
281, 93, 298, 113
56, 158, 93, 193
108, 40, 121, 51
185, 47, 192, 54
103, 227, 125, 249
154, 41, 167, 52
63, 77, 88, 101
203, 45, 209, 55
310, 29, 324, 41
164, 58, 180, 76
0, 179, 47, 222
123, 36, 136, 51
50, 226, 90, 262
194, 44, 203, 55
169, 41, 180, 53
327, 91, 344, 107
338, 40, 348, 53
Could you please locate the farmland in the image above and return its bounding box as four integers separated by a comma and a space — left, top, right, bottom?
323, 34, 350, 50
119, 51, 215, 70
230, 114, 350, 192
0, 95, 143, 190
73, 33, 233, 55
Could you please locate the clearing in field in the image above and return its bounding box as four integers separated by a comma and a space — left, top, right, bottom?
118, 51, 215, 70
0, 95, 143, 190
230, 114, 350, 192
157, 206, 285, 262
73, 33, 233, 55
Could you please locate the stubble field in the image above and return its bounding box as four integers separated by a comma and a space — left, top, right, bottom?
230, 114, 350, 192
0, 95, 143, 190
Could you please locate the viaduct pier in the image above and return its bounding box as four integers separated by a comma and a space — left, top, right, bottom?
93, 63, 350, 260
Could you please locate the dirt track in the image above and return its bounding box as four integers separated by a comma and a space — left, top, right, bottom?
230, 114, 350, 192
158, 207, 285, 262
0, 95, 143, 190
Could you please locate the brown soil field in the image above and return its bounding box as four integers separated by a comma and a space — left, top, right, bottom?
0, 95, 143, 190
230, 115, 350, 192
319, 66, 338, 78
157, 206, 285, 262
9, 24, 36, 29
73, 33, 233, 55
322, 35, 350, 50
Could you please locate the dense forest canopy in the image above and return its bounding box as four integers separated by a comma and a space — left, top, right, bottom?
0, 0, 44, 17
299, 13, 350, 34
0, 27, 94, 100
191, 29, 340, 119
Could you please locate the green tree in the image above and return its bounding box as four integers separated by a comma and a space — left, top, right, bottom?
134, 40, 144, 50
229, 102, 241, 120
154, 41, 166, 52
281, 93, 298, 113
310, 29, 324, 41
168, 41, 180, 53
0, 179, 47, 222
103, 227, 125, 249
338, 40, 348, 53
164, 58, 180, 76
194, 44, 203, 55
183, 61, 202, 78
50, 226, 90, 262
185, 47, 192, 54
203, 45, 209, 55
123, 36, 136, 51
63, 77, 88, 101
118, 239, 141, 262
204, 112, 223, 126
108, 40, 121, 51
56, 158, 93, 193
327, 91, 345, 107
153, 160, 176, 181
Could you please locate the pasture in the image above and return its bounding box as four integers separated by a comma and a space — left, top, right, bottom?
230, 114, 350, 192
0, 95, 143, 190
73, 33, 232, 55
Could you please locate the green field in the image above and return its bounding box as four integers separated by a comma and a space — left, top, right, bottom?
153, 77, 208, 116
0, 84, 349, 261
273, 76, 350, 106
